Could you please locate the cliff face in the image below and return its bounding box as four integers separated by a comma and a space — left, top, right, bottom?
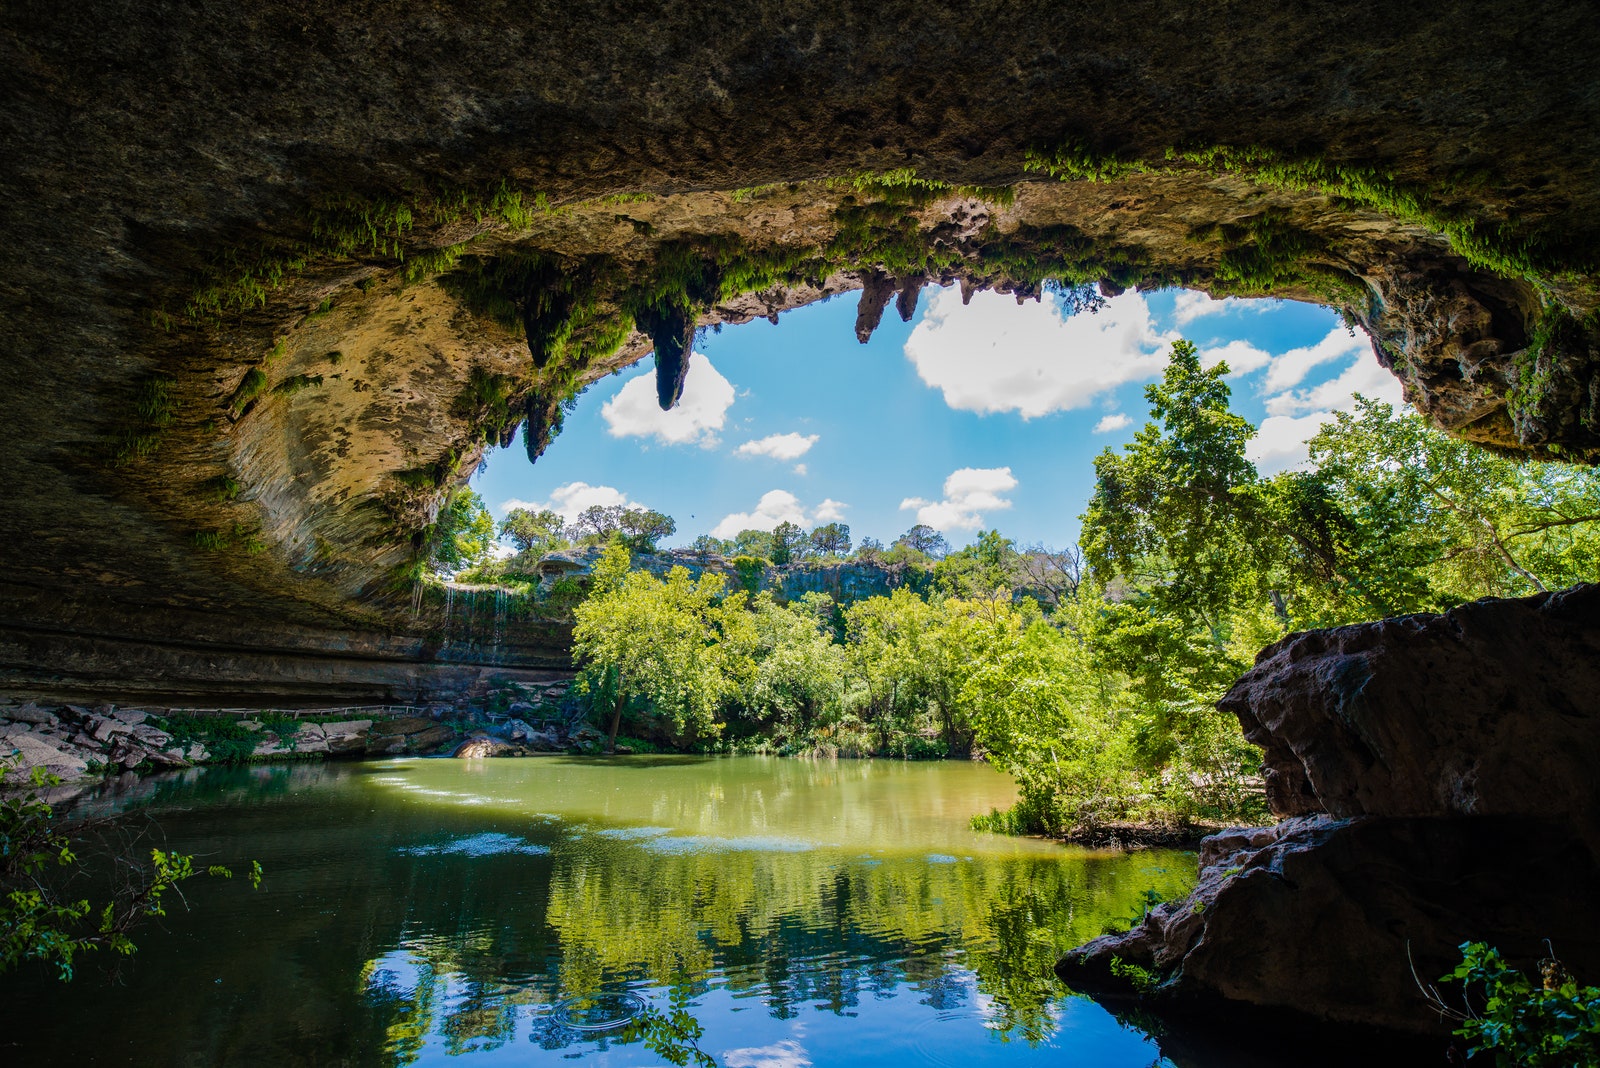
0, 6, 1597, 689
1059, 586, 1600, 1033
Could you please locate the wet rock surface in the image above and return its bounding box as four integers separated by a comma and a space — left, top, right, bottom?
1061, 586, 1600, 1033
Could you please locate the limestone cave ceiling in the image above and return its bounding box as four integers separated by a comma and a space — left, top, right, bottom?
1, 0, 1597, 640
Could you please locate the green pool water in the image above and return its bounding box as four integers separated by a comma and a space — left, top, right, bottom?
5, 755, 1216, 1066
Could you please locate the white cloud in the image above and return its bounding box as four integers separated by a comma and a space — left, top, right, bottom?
1172, 290, 1236, 324
498, 482, 642, 524
735, 432, 819, 461
1171, 290, 1284, 325
1261, 327, 1369, 393
903, 288, 1177, 418
791, 463, 808, 477
1093, 413, 1132, 434
814, 498, 847, 523
723, 1039, 812, 1068
1248, 413, 1338, 475
1248, 344, 1407, 473
600, 354, 735, 447
900, 466, 1017, 532
711, 490, 809, 538
1200, 339, 1274, 377
1265, 346, 1406, 417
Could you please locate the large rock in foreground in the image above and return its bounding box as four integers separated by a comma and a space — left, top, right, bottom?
1060, 586, 1600, 1034
1224, 584, 1600, 832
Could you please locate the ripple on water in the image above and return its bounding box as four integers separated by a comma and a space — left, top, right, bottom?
549, 990, 647, 1032
395, 832, 551, 857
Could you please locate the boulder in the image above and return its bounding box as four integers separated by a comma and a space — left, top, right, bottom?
6, 704, 60, 727
1219, 583, 1600, 831
318, 720, 372, 756
6, 732, 89, 776
185, 742, 211, 763
1062, 586, 1600, 1034
524, 731, 563, 752
1059, 815, 1600, 1034
86, 716, 133, 743
317, 719, 373, 736
250, 735, 288, 759
111, 708, 149, 726
129, 724, 172, 748
384, 717, 435, 736
404, 725, 457, 753
292, 730, 330, 754
453, 737, 514, 759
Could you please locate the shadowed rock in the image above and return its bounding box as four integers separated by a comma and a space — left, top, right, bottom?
854, 271, 896, 343
895, 275, 924, 322
636, 304, 695, 409
1060, 585, 1600, 1033
520, 263, 576, 370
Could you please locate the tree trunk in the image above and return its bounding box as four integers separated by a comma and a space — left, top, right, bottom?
607, 682, 625, 753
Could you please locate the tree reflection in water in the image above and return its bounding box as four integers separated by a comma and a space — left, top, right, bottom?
355, 827, 1195, 1063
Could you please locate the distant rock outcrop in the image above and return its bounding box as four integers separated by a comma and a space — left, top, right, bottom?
1059, 585, 1600, 1034
529, 547, 928, 607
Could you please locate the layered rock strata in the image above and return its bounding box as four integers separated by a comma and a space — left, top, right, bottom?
1059, 585, 1600, 1033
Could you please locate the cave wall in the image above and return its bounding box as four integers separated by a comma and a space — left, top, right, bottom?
1, 1, 1598, 696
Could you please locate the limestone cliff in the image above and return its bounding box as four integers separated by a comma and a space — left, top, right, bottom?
1, 3, 1598, 694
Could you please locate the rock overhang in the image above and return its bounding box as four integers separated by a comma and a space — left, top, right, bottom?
1, 0, 1598, 663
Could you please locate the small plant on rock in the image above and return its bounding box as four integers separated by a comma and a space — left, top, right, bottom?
1417, 941, 1600, 1067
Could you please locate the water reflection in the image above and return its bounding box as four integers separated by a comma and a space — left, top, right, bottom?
5, 758, 1194, 1067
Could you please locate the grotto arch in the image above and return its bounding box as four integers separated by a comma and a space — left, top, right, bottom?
1, 0, 1599, 1042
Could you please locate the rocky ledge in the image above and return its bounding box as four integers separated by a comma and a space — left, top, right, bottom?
1059, 584, 1600, 1034
0, 676, 606, 786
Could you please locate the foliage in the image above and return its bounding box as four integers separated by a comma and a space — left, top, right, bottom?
809, 521, 852, 556
552, 336, 1597, 839
427, 488, 495, 572
1422, 942, 1600, 1068
229, 368, 269, 414
1, 766, 261, 981
573, 543, 748, 750
629, 1005, 717, 1068
499, 507, 568, 555
896, 524, 950, 559
768, 520, 808, 565
569, 505, 677, 552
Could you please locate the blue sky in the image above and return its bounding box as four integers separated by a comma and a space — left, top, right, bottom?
472, 285, 1404, 552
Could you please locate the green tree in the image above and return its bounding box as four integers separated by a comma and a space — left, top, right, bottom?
935, 529, 1019, 601
617, 508, 677, 552
728, 528, 776, 560
572, 543, 748, 751
808, 522, 852, 556
1306, 396, 1600, 605
896, 524, 949, 559
499, 507, 567, 555
769, 521, 808, 565
430, 488, 496, 571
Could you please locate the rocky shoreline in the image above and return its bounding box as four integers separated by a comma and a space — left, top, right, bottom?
0, 677, 616, 790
